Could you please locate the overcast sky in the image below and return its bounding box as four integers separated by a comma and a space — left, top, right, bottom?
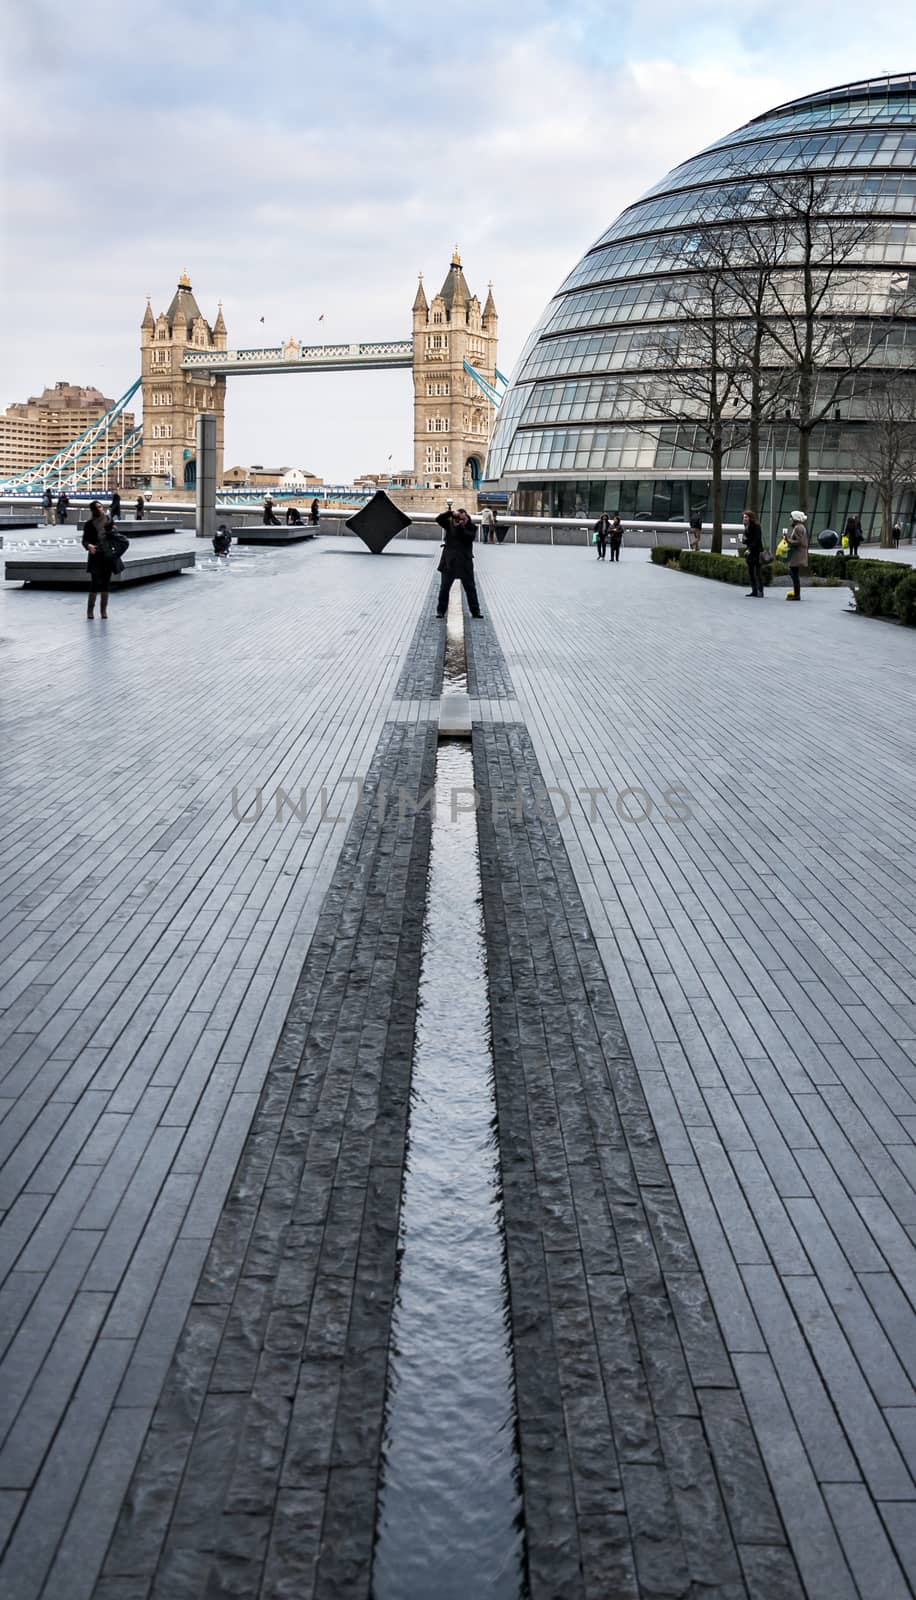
2, 1, 915, 482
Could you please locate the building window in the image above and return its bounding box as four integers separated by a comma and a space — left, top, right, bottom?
433, 311, 443, 324
426, 416, 449, 433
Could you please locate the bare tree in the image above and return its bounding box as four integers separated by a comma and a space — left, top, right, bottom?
754, 171, 914, 514
853, 380, 916, 547
621, 264, 752, 553
706, 215, 794, 514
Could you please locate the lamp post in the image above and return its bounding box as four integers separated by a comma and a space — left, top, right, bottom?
768, 420, 778, 551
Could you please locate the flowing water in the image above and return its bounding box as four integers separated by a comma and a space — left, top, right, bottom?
371, 607, 525, 1600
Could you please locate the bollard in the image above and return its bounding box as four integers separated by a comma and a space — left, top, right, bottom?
195, 414, 217, 542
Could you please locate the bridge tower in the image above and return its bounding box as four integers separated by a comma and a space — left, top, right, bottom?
139, 275, 227, 490
412, 250, 497, 492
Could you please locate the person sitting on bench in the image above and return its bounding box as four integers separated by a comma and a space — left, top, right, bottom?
286, 506, 303, 525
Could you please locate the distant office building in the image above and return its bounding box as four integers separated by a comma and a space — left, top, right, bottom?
222, 465, 321, 489
0, 382, 136, 483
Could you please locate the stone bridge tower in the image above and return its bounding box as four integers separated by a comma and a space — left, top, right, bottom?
412, 250, 497, 491
139, 274, 227, 490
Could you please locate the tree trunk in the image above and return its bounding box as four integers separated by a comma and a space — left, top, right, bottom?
748, 412, 760, 518
881, 489, 893, 548
797, 422, 810, 517
711, 435, 724, 554
747, 335, 763, 516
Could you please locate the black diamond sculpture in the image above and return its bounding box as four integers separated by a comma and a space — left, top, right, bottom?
346, 490, 412, 554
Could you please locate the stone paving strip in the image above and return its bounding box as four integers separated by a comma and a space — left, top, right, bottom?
96, 713, 438, 1599
467, 609, 802, 1600
90, 597, 447, 1598
0, 542, 437, 1598
470, 545, 916, 1599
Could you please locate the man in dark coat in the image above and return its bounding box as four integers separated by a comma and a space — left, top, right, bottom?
110, 489, 121, 521
594, 512, 610, 560
435, 505, 481, 617
743, 509, 765, 596
56, 491, 70, 524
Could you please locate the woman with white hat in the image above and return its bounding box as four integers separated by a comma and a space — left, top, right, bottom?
786, 511, 809, 601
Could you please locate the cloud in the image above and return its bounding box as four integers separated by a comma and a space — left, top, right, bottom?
3, 2, 916, 479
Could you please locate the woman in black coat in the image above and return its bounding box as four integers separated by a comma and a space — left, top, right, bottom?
435, 505, 481, 617
844, 515, 862, 557
82, 501, 119, 619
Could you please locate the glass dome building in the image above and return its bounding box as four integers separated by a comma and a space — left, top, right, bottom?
487, 74, 916, 531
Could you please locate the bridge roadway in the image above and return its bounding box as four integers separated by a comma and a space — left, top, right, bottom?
181, 338, 413, 376
0, 539, 915, 1597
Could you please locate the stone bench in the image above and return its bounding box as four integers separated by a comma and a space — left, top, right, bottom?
231, 526, 318, 544
4, 549, 195, 587
110, 522, 179, 536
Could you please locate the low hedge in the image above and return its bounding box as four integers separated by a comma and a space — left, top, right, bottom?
806, 552, 909, 582
652, 543, 915, 622
853, 565, 916, 625
894, 573, 916, 626
678, 550, 774, 587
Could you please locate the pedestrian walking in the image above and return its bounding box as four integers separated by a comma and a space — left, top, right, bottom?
82, 500, 128, 619
110, 489, 121, 521
609, 514, 623, 562
309, 498, 320, 526
844, 514, 862, 558
263, 496, 280, 526
892, 521, 902, 548
42, 487, 55, 525
594, 512, 610, 560
56, 490, 70, 524
743, 509, 765, 597
135, 495, 145, 521
785, 511, 809, 601
435, 504, 482, 618
689, 512, 702, 552
479, 505, 496, 544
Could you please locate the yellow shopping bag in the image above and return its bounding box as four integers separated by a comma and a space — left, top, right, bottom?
775, 537, 789, 559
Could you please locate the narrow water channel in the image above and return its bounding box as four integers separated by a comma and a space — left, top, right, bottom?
371, 607, 525, 1600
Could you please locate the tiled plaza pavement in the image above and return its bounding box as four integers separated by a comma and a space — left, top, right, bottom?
0, 538, 437, 1597
2, 531, 916, 1598
470, 544, 916, 1597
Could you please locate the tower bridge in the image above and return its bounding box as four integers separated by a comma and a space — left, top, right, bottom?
0, 253, 501, 496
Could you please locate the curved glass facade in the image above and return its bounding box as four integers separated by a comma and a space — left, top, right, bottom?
487, 74, 916, 529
